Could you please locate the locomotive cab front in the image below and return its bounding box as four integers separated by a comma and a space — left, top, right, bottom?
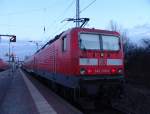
71, 28, 124, 97
77, 31, 124, 78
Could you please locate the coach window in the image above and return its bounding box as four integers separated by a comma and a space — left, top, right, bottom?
62, 36, 67, 51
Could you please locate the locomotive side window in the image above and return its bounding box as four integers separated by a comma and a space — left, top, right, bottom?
80, 34, 100, 50
62, 36, 67, 51
102, 35, 119, 51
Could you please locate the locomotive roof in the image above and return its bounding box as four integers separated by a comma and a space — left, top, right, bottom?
35, 27, 120, 54
36, 31, 64, 53
72, 27, 120, 35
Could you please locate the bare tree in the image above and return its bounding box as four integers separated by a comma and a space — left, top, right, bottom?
108, 20, 129, 53
109, 20, 118, 32
142, 39, 150, 49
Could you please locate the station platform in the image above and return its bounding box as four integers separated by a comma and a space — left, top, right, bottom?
0, 69, 83, 114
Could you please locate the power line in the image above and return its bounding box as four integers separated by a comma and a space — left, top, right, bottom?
53, 22, 70, 35
51, 0, 97, 34
45, 0, 75, 42
0, 8, 46, 17
0, 1, 59, 17
44, 21, 70, 43
80, 0, 97, 13
60, 0, 75, 18
47, 0, 75, 29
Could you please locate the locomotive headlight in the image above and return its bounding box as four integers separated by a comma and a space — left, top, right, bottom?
118, 69, 123, 74
80, 68, 86, 75
100, 53, 104, 57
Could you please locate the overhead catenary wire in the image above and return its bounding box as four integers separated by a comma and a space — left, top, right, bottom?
46, 0, 75, 30
1, 0, 97, 43
0, 0, 60, 17
53, 22, 70, 35
45, 0, 75, 42
1, 2, 73, 27
80, 0, 97, 13
44, 21, 70, 43
54, 0, 75, 23
47, 0, 98, 41
0, 8, 48, 17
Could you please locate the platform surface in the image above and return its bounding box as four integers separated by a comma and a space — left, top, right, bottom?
0, 69, 82, 114
0, 70, 39, 114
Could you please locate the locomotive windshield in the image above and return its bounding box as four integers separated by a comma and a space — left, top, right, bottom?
80, 34, 100, 50
79, 33, 120, 51
102, 35, 120, 51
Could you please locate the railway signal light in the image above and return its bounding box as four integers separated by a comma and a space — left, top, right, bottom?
10, 35, 16, 42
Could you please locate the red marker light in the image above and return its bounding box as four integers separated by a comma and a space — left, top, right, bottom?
111, 68, 117, 74
87, 69, 92, 74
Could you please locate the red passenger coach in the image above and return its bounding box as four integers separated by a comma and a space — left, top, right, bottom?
23, 27, 124, 99
0, 59, 9, 71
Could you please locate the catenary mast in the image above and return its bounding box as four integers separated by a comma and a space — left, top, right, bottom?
76, 0, 80, 27
64, 0, 89, 28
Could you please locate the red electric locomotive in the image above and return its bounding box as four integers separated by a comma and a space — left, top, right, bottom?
0, 59, 9, 71
23, 27, 124, 99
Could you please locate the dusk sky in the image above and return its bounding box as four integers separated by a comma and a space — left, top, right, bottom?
0, 0, 150, 60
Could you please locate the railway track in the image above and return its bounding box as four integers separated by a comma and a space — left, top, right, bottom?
24, 71, 132, 114
25, 69, 150, 114
77, 99, 128, 114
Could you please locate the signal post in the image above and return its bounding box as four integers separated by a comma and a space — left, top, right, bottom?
0, 35, 16, 72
